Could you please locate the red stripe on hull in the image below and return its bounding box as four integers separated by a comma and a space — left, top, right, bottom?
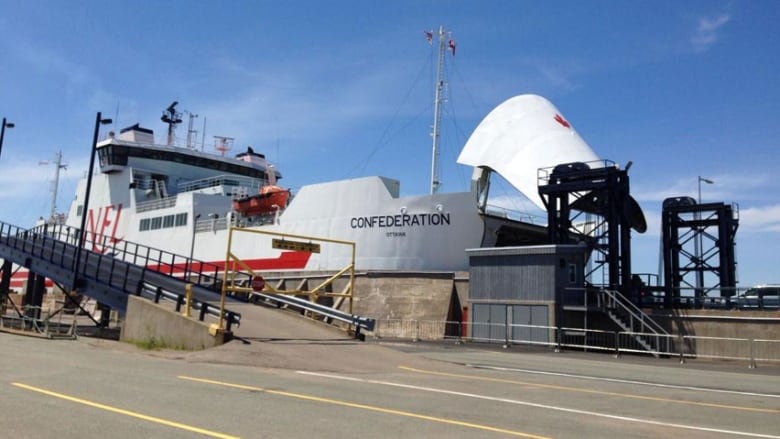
148, 251, 313, 274
8, 273, 55, 289
5, 252, 312, 288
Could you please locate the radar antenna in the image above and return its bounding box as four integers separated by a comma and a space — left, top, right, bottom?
161, 101, 183, 146
214, 135, 234, 157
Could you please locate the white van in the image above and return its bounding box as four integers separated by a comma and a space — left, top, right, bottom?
734, 285, 780, 310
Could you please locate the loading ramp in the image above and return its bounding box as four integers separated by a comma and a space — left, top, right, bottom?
219, 226, 376, 340
0, 221, 241, 332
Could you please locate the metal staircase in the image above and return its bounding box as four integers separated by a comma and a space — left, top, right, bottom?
599, 289, 669, 355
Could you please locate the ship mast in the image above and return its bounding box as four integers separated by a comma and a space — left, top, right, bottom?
184, 110, 199, 149
428, 26, 455, 195
39, 150, 67, 222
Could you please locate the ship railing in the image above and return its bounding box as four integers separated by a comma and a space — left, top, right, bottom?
136, 196, 177, 213
178, 175, 266, 194
483, 204, 545, 224
194, 217, 229, 232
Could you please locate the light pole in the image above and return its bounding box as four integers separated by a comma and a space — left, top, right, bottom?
188, 213, 201, 280
0, 117, 15, 160
698, 176, 714, 205
73, 112, 112, 285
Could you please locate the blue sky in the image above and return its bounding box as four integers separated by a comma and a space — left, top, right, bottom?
0, 1, 778, 288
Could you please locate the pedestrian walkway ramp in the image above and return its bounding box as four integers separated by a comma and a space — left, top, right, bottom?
0, 221, 241, 333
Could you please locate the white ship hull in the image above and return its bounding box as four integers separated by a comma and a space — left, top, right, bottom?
69, 172, 490, 273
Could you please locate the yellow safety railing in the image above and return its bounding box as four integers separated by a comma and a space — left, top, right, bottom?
217, 227, 356, 331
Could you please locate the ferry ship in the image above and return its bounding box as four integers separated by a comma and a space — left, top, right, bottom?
8, 28, 603, 288
46, 93, 598, 278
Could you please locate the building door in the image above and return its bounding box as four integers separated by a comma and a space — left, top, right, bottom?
511, 304, 549, 344
471, 303, 507, 342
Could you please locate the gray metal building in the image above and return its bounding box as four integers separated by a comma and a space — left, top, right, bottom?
466, 244, 587, 345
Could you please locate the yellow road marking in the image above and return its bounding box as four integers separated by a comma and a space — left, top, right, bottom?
398, 366, 780, 414
178, 375, 552, 439
11, 382, 239, 439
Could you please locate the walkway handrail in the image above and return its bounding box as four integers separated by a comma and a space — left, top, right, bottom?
24, 222, 233, 292
0, 220, 242, 329
601, 289, 669, 336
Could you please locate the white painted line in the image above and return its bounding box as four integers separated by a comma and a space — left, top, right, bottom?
298, 371, 780, 439
466, 364, 780, 399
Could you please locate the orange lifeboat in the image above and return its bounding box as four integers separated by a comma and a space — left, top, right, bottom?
233, 185, 291, 216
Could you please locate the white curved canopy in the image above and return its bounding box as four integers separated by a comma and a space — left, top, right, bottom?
457, 94, 600, 211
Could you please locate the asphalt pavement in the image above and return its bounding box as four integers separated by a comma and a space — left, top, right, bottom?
1, 306, 778, 439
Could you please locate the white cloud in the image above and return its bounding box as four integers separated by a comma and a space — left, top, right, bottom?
535, 62, 581, 93
0, 152, 85, 186
691, 14, 730, 52
739, 204, 780, 233
631, 172, 780, 234
188, 54, 426, 153
12, 40, 91, 93
633, 173, 772, 204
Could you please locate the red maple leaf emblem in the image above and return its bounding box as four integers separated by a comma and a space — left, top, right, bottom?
554, 114, 570, 128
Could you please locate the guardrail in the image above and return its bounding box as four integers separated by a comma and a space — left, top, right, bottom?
368, 319, 780, 368
253, 292, 374, 339
137, 281, 241, 331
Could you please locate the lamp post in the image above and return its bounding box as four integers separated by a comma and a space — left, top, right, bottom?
0, 117, 15, 160
73, 112, 112, 284
188, 213, 201, 280
698, 176, 714, 204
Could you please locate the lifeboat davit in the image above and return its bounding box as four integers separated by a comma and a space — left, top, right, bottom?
233, 185, 291, 216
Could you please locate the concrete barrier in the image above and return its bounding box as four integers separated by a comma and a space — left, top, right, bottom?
120, 295, 225, 351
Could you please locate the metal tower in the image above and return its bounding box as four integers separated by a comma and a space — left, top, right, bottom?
661, 197, 739, 307
538, 161, 646, 299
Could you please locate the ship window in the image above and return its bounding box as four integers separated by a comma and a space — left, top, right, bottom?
99, 146, 110, 167
97, 145, 128, 167
77, 205, 83, 217
150, 217, 162, 230
175, 213, 187, 227
163, 215, 175, 228
125, 147, 266, 179
139, 218, 150, 231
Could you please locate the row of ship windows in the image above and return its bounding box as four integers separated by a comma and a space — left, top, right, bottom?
139, 213, 188, 231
